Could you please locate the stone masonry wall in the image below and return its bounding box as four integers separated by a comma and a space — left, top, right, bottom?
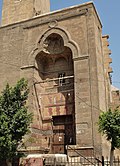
2, 0, 50, 25
0, 2, 105, 155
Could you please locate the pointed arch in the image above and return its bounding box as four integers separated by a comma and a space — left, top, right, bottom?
28, 27, 80, 65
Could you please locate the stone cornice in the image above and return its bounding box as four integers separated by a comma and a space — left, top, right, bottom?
0, 2, 102, 29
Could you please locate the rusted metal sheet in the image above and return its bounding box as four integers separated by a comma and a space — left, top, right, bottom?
21, 158, 43, 166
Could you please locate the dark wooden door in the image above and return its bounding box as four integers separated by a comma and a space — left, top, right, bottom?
53, 125, 65, 154
65, 124, 74, 145
52, 115, 74, 154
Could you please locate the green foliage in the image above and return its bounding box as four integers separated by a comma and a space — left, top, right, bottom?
0, 78, 32, 160
98, 108, 120, 150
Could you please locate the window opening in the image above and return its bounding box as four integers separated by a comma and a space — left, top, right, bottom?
58, 73, 65, 86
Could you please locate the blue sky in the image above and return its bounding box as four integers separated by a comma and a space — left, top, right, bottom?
0, 0, 120, 88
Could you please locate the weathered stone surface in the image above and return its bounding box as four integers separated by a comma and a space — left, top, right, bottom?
2, 0, 50, 25
0, 0, 119, 157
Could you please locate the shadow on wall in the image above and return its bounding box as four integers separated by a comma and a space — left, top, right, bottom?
33, 33, 76, 154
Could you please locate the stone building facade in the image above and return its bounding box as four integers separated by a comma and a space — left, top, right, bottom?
0, 0, 119, 158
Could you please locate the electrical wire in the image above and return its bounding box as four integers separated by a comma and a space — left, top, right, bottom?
76, 94, 101, 112
0, 59, 120, 86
